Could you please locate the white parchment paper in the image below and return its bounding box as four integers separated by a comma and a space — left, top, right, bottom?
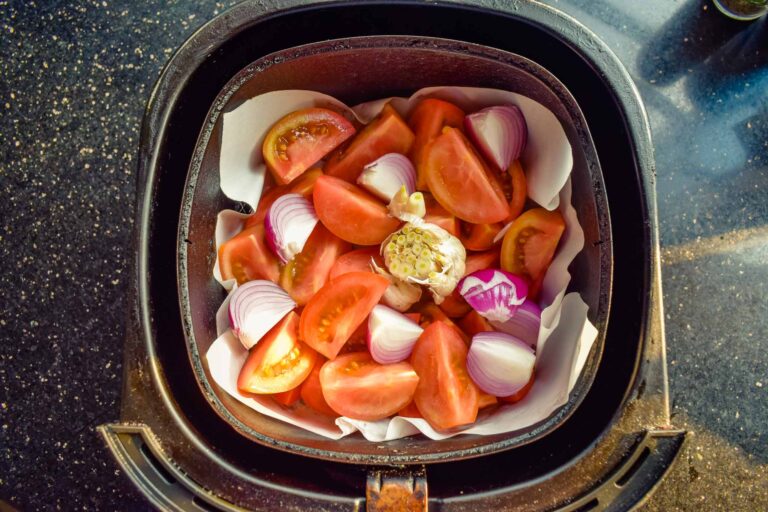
205, 88, 597, 441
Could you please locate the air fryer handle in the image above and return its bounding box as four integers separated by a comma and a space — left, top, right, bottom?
366, 466, 428, 512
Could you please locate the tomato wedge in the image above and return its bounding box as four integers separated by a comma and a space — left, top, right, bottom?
319, 352, 419, 421
438, 249, 501, 318
407, 98, 465, 190
280, 224, 350, 305
237, 312, 317, 394
313, 175, 401, 245
299, 272, 390, 359
300, 361, 338, 416
458, 310, 494, 337
418, 303, 469, 344
499, 373, 535, 404
506, 160, 527, 221
423, 193, 460, 237
273, 386, 302, 406
500, 208, 565, 300
397, 400, 422, 418
424, 127, 510, 224
324, 103, 415, 182
410, 321, 479, 430
328, 248, 384, 281
263, 108, 355, 185
218, 224, 281, 285
459, 222, 504, 252
478, 392, 498, 409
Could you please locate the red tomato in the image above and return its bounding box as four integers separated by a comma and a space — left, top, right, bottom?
424, 127, 510, 224
319, 352, 419, 421
397, 400, 422, 418
478, 392, 498, 409
280, 225, 350, 306
408, 98, 465, 190
299, 272, 390, 359
328, 248, 384, 281
418, 303, 470, 344
500, 208, 565, 300
499, 373, 535, 404
237, 312, 317, 394
300, 362, 338, 416
324, 103, 415, 182
288, 167, 323, 196
272, 386, 301, 406
263, 108, 355, 185
459, 222, 503, 252
506, 160, 527, 221
218, 224, 281, 285
458, 310, 494, 337
423, 193, 460, 237
410, 321, 479, 430
313, 175, 401, 245
438, 249, 501, 319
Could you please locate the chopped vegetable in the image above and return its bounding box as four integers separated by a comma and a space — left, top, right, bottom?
408, 98, 466, 190
357, 153, 416, 201
228, 280, 296, 350
466, 331, 535, 397
371, 261, 423, 312
491, 299, 541, 349
265, 193, 319, 263
387, 186, 426, 223
367, 305, 424, 364
457, 268, 528, 323
464, 105, 527, 172
218, 224, 281, 285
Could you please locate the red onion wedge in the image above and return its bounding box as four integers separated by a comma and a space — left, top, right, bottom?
467, 331, 535, 397
491, 299, 541, 349
265, 193, 319, 263
356, 153, 416, 201
464, 105, 527, 171
457, 269, 528, 323
367, 304, 424, 364
228, 280, 296, 350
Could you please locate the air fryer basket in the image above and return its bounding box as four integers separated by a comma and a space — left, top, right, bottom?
99, 1, 685, 510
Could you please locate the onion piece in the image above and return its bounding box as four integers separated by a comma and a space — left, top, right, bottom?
357, 153, 416, 201
491, 299, 541, 349
265, 193, 319, 263
367, 305, 424, 364
464, 105, 527, 171
458, 269, 528, 323
228, 280, 296, 350
467, 331, 535, 397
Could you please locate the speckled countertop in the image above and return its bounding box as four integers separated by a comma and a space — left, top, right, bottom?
0, 0, 766, 510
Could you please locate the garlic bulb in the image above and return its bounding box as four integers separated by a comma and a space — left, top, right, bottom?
371, 261, 423, 312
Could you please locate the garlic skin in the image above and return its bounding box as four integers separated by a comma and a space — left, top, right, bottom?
387, 186, 426, 223
381, 220, 466, 303
372, 262, 423, 312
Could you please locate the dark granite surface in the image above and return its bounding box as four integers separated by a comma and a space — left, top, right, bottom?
0, 0, 765, 510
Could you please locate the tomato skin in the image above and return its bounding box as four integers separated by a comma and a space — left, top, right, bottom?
499, 373, 535, 404
438, 249, 501, 319
273, 386, 302, 406
500, 208, 565, 300
458, 310, 495, 337
397, 400, 422, 418
218, 224, 281, 285
299, 272, 390, 360
300, 361, 338, 416
424, 127, 510, 224
478, 392, 498, 409
418, 303, 470, 344
408, 98, 466, 190
313, 175, 401, 245
263, 108, 355, 185
320, 352, 420, 421
423, 193, 460, 237
506, 160, 527, 221
328, 248, 383, 281
410, 321, 479, 430
459, 222, 504, 252
237, 312, 317, 394
324, 103, 415, 182
280, 225, 350, 305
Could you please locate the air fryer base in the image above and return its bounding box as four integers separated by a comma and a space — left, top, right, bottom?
101, 0, 686, 510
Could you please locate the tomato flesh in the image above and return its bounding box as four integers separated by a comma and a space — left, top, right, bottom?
478, 392, 498, 409
423, 193, 460, 237
424, 127, 510, 224
319, 352, 419, 421
410, 321, 479, 430
328, 248, 384, 281
418, 303, 469, 344
280, 224, 350, 305
506, 160, 527, 221
263, 108, 355, 185
273, 386, 302, 406
458, 310, 495, 337
299, 272, 390, 359
237, 312, 317, 394
324, 103, 415, 182
397, 400, 422, 418
218, 224, 281, 285
313, 175, 401, 245
408, 98, 465, 190
459, 222, 503, 252
300, 361, 338, 416
500, 208, 565, 300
